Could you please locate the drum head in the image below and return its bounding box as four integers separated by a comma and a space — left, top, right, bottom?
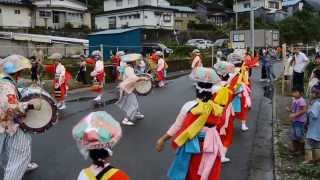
20, 94, 58, 134
135, 74, 152, 96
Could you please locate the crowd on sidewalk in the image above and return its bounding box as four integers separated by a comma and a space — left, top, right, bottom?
283, 46, 320, 165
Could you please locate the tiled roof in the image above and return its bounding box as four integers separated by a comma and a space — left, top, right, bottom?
89, 28, 140, 35
170, 5, 195, 12
0, 0, 32, 5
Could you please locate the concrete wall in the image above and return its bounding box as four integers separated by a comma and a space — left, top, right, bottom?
0, 39, 86, 58
34, 8, 89, 29
0, 5, 32, 28
95, 9, 174, 30
233, 0, 282, 12
103, 0, 170, 12
230, 29, 279, 49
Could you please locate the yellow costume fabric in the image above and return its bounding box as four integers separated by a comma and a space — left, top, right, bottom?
174, 99, 223, 147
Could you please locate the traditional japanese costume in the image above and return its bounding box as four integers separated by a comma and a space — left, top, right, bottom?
231, 66, 252, 121
73, 111, 130, 180
157, 57, 165, 81
213, 61, 237, 148
90, 59, 105, 94
45, 63, 71, 101
166, 67, 224, 180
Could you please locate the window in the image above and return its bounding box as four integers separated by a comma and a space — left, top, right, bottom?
269, 2, 279, 9
109, 17, 116, 29
116, 0, 123, 7
163, 15, 171, 22
273, 32, 279, 41
133, 14, 140, 19
233, 33, 245, 42
39, 11, 51, 17
53, 12, 59, 23
244, 3, 250, 8
128, 0, 135, 5
15, 9, 21, 14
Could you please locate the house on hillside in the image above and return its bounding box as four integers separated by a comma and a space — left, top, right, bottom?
171, 6, 199, 31
32, 0, 91, 29
233, 0, 285, 22
95, 0, 175, 30
283, 0, 320, 16
196, 2, 233, 26
0, 0, 34, 29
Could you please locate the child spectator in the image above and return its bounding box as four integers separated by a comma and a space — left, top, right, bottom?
304, 83, 320, 164
287, 88, 307, 154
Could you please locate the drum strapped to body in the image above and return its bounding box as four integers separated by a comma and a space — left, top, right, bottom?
18, 86, 58, 134
135, 73, 153, 96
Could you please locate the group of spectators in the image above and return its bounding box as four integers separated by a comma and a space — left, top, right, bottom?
283, 47, 320, 164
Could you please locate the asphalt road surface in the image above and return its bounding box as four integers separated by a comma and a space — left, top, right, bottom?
21, 66, 279, 180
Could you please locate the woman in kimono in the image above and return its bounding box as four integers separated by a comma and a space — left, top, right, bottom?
45, 53, 71, 110
73, 111, 130, 180
90, 51, 106, 102
155, 51, 166, 88
213, 61, 237, 163
116, 54, 148, 126
191, 49, 203, 70
156, 67, 224, 180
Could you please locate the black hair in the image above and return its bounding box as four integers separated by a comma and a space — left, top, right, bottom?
313, 69, 320, 80
89, 149, 110, 168
195, 82, 213, 102
234, 62, 243, 67
292, 88, 303, 94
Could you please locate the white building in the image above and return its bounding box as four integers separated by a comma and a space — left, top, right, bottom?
0, 0, 33, 28
233, 0, 282, 13
33, 0, 91, 29
95, 0, 175, 30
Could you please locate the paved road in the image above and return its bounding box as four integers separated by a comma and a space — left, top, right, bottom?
21, 65, 281, 180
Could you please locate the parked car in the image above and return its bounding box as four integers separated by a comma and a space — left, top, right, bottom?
142, 43, 173, 57
214, 39, 229, 48
185, 39, 213, 49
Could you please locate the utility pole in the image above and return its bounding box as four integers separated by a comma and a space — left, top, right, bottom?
235, 0, 238, 30
250, 0, 255, 53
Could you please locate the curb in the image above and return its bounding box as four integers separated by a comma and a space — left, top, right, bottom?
273, 82, 281, 180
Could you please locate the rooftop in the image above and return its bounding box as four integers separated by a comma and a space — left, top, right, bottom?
89, 28, 140, 35
33, 0, 87, 11
0, 0, 33, 5
170, 5, 195, 12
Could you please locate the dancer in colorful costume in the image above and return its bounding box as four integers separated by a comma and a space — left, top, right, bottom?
73, 111, 130, 180
156, 67, 224, 180
116, 54, 148, 126
89, 51, 106, 102
213, 61, 236, 163
45, 53, 71, 110
155, 51, 166, 88
0, 55, 40, 180
227, 51, 252, 131
191, 49, 203, 70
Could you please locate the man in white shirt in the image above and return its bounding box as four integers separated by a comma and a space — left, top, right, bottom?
291, 47, 309, 92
